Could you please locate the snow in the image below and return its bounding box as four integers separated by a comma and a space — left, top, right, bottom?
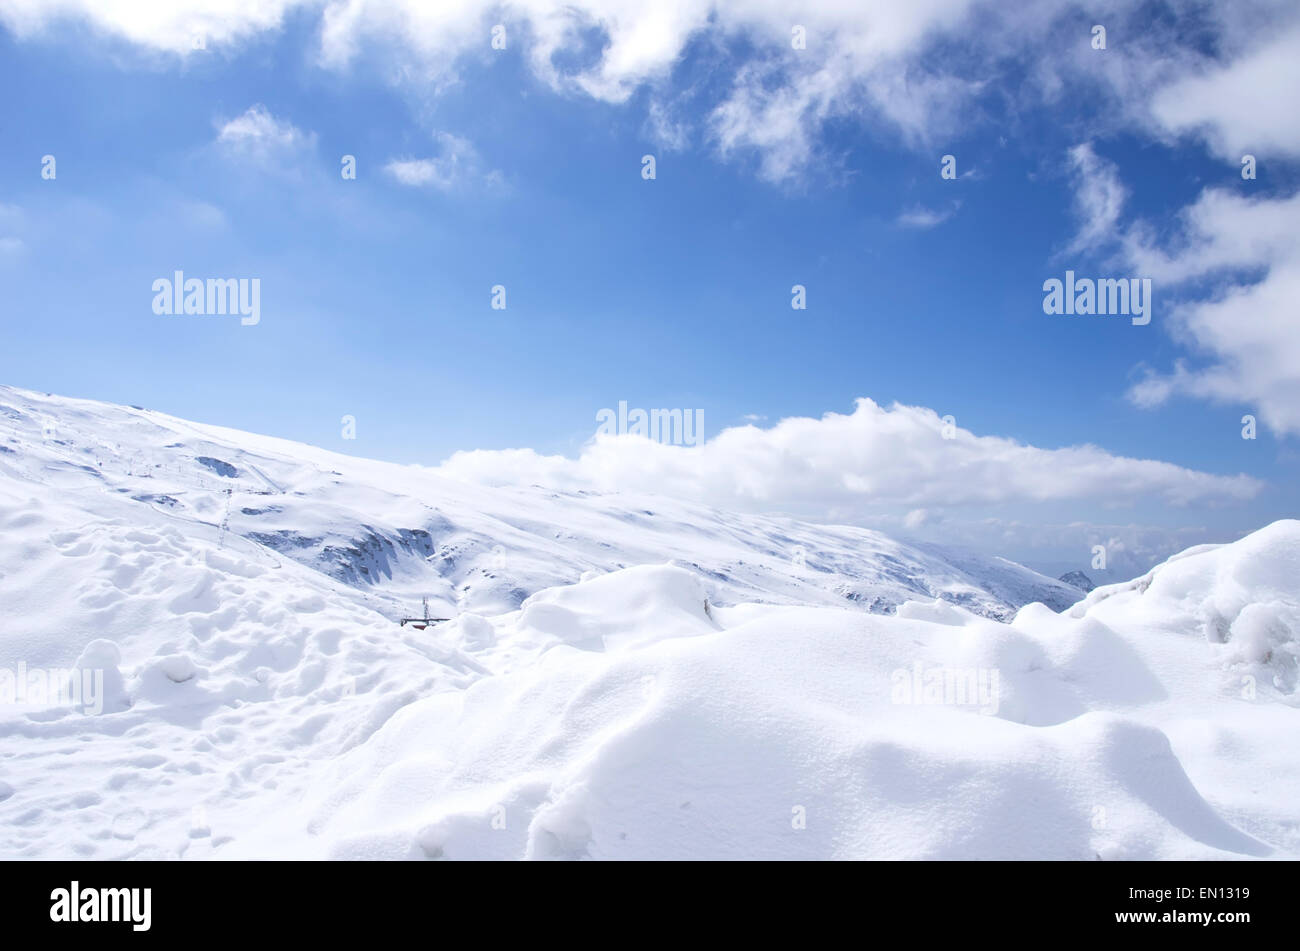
0, 383, 1296, 859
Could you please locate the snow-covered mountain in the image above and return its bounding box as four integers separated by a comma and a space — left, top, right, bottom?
0, 384, 1296, 860
0, 385, 1081, 623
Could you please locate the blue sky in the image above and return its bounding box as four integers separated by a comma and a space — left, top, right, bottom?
1, 1, 1297, 577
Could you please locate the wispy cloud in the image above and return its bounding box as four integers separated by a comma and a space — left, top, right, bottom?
1063, 143, 1126, 255
215, 105, 314, 158
384, 133, 498, 191
0, 203, 24, 255
896, 202, 960, 229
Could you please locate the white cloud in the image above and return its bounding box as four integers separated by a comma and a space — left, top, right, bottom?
896, 202, 958, 229
215, 104, 314, 157
383, 133, 496, 191
1063, 143, 1127, 255
1090, 12, 1300, 435
0, 0, 310, 53
0, 203, 24, 254
384, 158, 442, 187
1150, 24, 1300, 161
6, 0, 1296, 188
710, 63, 830, 183
0, 0, 1004, 183
902, 508, 931, 530
644, 99, 690, 153
1126, 188, 1300, 283
1124, 188, 1300, 435
436, 399, 1260, 511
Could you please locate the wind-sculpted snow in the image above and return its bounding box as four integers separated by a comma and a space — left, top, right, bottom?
0, 385, 1296, 860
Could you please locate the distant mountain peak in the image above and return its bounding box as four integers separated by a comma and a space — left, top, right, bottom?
1059, 569, 1095, 592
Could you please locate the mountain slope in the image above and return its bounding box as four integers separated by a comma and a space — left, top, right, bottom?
0, 384, 1081, 622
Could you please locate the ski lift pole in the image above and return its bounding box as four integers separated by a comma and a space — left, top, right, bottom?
399, 595, 451, 629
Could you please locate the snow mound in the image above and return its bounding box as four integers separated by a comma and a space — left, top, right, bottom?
517, 563, 717, 651
1072, 520, 1300, 693
232, 561, 1282, 860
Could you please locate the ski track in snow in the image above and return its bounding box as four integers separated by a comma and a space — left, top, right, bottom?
0, 384, 1296, 859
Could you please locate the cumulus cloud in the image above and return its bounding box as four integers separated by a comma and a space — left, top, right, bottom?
0, 0, 310, 53
435, 399, 1261, 510
1124, 189, 1300, 435
1092, 13, 1300, 435
1150, 23, 1300, 161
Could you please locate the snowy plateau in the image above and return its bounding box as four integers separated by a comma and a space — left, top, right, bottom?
0, 384, 1296, 860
